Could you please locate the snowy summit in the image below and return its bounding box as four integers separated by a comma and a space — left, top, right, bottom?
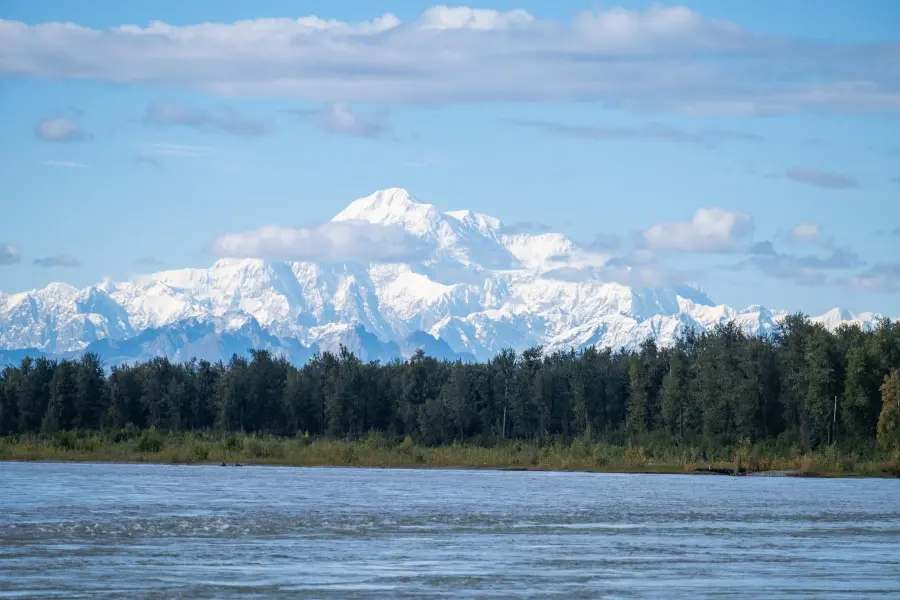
0, 189, 884, 365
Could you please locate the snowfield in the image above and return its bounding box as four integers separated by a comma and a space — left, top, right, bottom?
0, 188, 884, 364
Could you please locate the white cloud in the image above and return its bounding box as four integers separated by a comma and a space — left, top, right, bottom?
291, 103, 388, 138
39, 160, 88, 168
1, 7, 897, 113
33, 254, 80, 268
787, 222, 820, 244
643, 208, 753, 253
0, 243, 20, 265
144, 102, 269, 136
419, 6, 533, 30
509, 119, 763, 147
737, 243, 864, 287
210, 220, 431, 263
784, 167, 859, 190
34, 117, 89, 142
843, 263, 900, 293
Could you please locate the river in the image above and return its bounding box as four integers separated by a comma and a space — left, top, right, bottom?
1, 462, 898, 598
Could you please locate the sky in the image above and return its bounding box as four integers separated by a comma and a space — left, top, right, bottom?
0, 0, 898, 316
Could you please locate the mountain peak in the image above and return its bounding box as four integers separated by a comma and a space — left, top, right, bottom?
1, 187, 888, 362
826, 307, 854, 320
332, 188, 444, 237
812, 307, 855, 328
41, 282, 79, 297
333, 188, 421, 220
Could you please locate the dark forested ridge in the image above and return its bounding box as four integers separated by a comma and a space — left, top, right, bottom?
2, 314, 899, 453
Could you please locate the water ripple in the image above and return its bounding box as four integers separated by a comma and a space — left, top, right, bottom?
1, 462, 898, 599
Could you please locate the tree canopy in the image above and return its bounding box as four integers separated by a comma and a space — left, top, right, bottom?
1, 315, 898, 452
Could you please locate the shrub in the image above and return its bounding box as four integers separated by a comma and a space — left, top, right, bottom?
136, 427, 165, 453
246, 438, 274, 459
75, 436, 102, 453
55, 431, 77, 450
111, 424, 141, 443
223, 435, 244, 453
623, 445, 648, 467
341, 445, 358, 464
191, 442, 210, 462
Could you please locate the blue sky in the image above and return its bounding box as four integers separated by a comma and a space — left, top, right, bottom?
0, 0, 898, 315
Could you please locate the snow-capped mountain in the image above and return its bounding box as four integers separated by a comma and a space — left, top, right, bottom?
0, 188, 886, 365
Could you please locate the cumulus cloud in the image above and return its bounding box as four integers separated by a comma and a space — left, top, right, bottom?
418, 6, 533, 30
785, 167, 859, 190
1, 6, 897, 113
843, 262, 900, 293
509, 119, 763, 147
588, 233, 624, 252
576, 246, 694, 287
741, 258, 827, 286
548, 244, 698, 288
0, 243, 21, 265
289, 103, 388, 138
786, 222, 820, 244
544, 263, 693, 288
209, 220, 431, 263
34, 117, 89, 142
749, 241, 777, 256
782, 221, 838, 248
643, 208, 753, 253
738, 244, 864, 286
144, 102, 270, 136
33, 254, 80, 268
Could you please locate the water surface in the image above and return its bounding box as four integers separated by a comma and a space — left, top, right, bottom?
1, 462, 898, 598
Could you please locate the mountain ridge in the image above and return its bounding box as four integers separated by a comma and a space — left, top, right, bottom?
0, 188, 886, 365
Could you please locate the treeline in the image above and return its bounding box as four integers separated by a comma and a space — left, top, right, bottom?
1, 315, 899, 452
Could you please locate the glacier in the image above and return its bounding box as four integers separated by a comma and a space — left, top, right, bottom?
0, 188, 885, 365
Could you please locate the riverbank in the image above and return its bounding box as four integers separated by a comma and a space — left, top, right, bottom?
2, 431, 898, 477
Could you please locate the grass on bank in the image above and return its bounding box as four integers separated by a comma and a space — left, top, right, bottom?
2, 428, 898, 476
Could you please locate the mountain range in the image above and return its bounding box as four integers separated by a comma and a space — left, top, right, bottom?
0, 188, 884, 366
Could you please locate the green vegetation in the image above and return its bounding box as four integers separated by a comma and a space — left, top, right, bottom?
1, 314, 899, 476
1, 430, 897, 476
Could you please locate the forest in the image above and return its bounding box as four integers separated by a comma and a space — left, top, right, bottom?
1, 314, 899, 458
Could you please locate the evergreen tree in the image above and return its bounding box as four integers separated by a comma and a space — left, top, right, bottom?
43, 360, 77, 433
0, 366, 21, 435
877, 370, 900, 450
661, 345, 691, 439
0, 315, 897, 452
18, 357, 55, 433
627, 356, 648, 438
74, 353, 107, 430
842, 343, 879, 443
